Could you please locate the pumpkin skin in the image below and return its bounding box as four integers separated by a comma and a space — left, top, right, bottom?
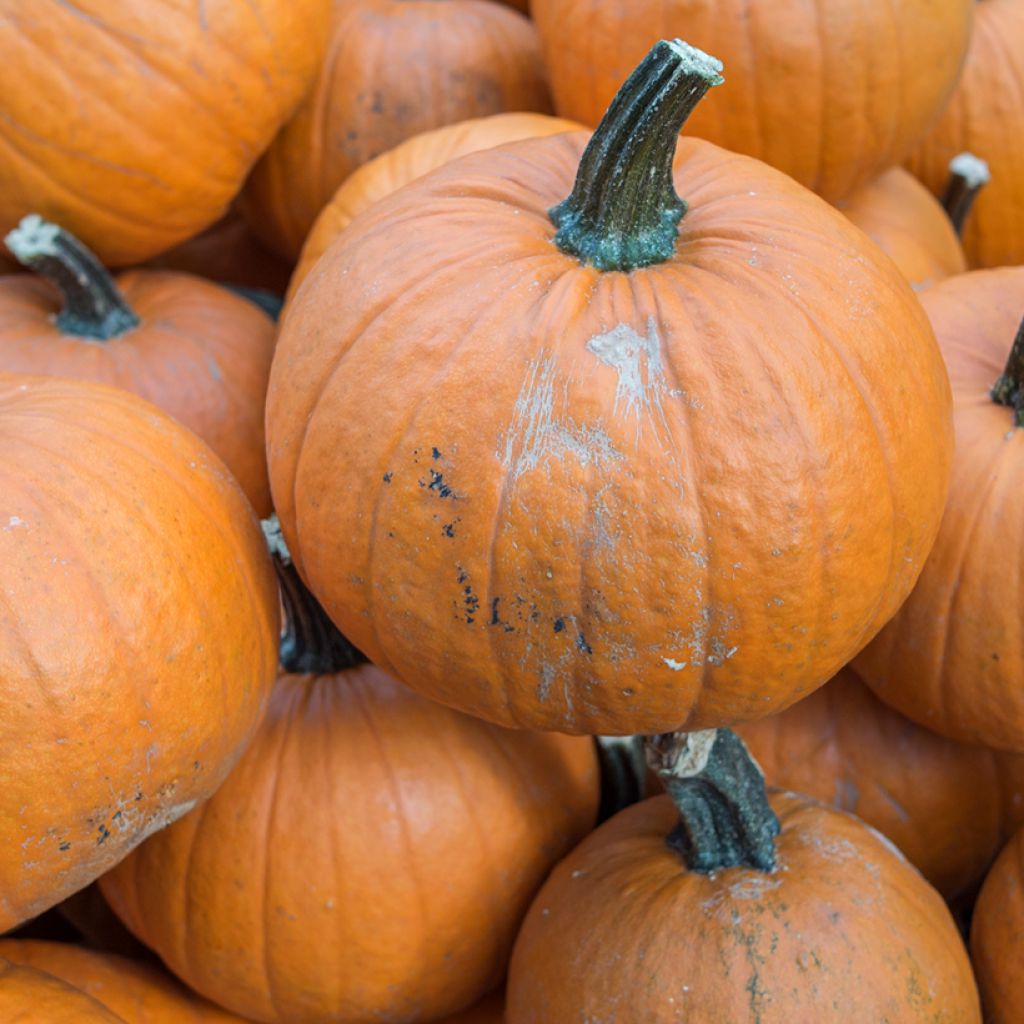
240, 0, 552, 260
288, 112, 582, 301
99, 664, 598, 1024
0, 959, 126, 1023
0, 941, 245, 1023
855, 268, 1024, 751
836, 167, 966, 293
735, 666, 1024, 900
267, 132, 953, 736
906, 0, 1024, 269
506, 791, 980, 1022
0, 0, 330, 267
530, 0, 973, 203
0, 375, 280, 931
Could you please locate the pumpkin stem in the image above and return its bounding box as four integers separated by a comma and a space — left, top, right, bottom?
940, 153, 990, 236
261, 516, 368, 673
645, 728, 779, 873
991, 317, 1024, 427
595, 735, 647, 822
549, 39, 723, 272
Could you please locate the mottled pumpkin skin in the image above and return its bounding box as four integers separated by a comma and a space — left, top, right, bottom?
736, 667, 1024, 900
100, 665, 598, 1024
907, 0, 1024, 269
837, 167, 966, 293
0, 940, 244, 1023
267, 133, 952, 736
0, 959, 126, 1022
288, 113, 582, 302
855, 268, 1024, 751
531, 0, 972, 203
0, 0, 330, 266
241, 0, 551, 260
0, 270, 276, 515
0, 376, 280, 931
972, 827, 1024, 1023
507, 792, 980, 1023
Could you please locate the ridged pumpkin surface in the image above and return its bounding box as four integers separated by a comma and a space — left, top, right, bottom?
0, 959, 126, 1022
268, 133, 952, 735
100, 665, 598, 1024
0, 375, 280, 931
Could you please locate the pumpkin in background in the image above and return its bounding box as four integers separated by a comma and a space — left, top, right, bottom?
2, 215, 276, 515
735, 666, 1024, 900
0, 0, 330, 266
855, 267, 1024, 752
0, 375, 280, 931
99, 540, 598, 1024
0, 940, 246, 1023
507, 729, 980, 1022
241, 0, 552, 260
530, 0, 972, 203
266, 41, 952, 736
906, 0, 1024, 269
288, 112, 582, 301
0, 959, 125, 1022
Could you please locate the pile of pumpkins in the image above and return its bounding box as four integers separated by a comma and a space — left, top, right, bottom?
2, 0, 1024, 1020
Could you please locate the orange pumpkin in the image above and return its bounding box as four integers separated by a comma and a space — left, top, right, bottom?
531, 0, 972, 203
289, 112, 582, 301
99, 539, 598, 1024
241, 0, 552, 260
0, 940, 246, 1023
0, 959, 126, 1022
906, 0, 1024, 268
0, 0, 330, 266
855, 267, 1024, 751
507, 729, 980, 1022
2, 215, 276, 515
0, 375, 280, 931
267, 40, 952, 735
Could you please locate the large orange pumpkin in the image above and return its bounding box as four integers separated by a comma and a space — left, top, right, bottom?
2, 215, 276, 515
0, 0, 329, 266
531, 0, 972, 203
0, 959, 126, 1022
99, 540, 598, 1024
267, 40, 952, 736
507, 729, 980, 1022
0, 375, 280, 931
855, 267, 1024, 751
241, 0, 551, 260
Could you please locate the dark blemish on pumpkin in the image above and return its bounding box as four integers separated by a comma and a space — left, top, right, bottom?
553, 618, 566, 633
622, 687, 636, 697
387, 531, 394, 539
432, 447, 442, 460
59, 841, 71, 852
457, 566, 469, 585
111, 811, 122, 822
993, 652, 1001, 661
489, 598, 516, 633
420, 469, 459, 499
96, 824, 111, 846
193, 761, 201, 771
463, 585, 480, 624
134, 788, 143, 801
383, 472, 392, 484
442, 519, 459, 538
576, 633, 593, 655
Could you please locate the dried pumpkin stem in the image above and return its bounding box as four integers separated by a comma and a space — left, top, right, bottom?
991, 317, 1024, 427
262, 516, 367, 674
549, 39, 723, 271
645, 728, 779, 873
3, 214, 140, 340
940, 152, 990, 236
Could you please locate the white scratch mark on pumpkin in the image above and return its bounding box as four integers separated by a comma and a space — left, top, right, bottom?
663, 657, 687, 671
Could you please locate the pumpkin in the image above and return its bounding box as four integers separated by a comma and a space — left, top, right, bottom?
0, 940, 246, 1023
906, 0, 1024, 269
735, 666, 1024, 900
0, 959, 126, 1023
506, 728, 981, 1022
99, 533, 598, 1024
0, 375, 280, 931
971, 826, 1024, 1023
531, 0, 973, 203
836, 167, 966, 293
2, 215, 276, 515
266, 40, 952, 736
288, 112, 582, 302
0, 0, 330, 267
855, 267, 1024, 751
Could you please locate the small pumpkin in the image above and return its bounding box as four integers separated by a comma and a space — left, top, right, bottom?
241, 0, 552, 260
854, 267, 1024, 751
0, 375, 280, 931
0, 959, 125, 1023
2, 215, 276, 515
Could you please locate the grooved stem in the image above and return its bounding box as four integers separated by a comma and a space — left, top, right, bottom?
940, 153, 990, 236
991, 317, 1024, 428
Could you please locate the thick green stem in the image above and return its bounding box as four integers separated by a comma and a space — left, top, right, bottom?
645, 728, 779, 873
549, 39, 723, 272
262, 516, 367, 674
991, 317, 1024, 427
4, 215, 140, 340
940, 153, 990, 236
